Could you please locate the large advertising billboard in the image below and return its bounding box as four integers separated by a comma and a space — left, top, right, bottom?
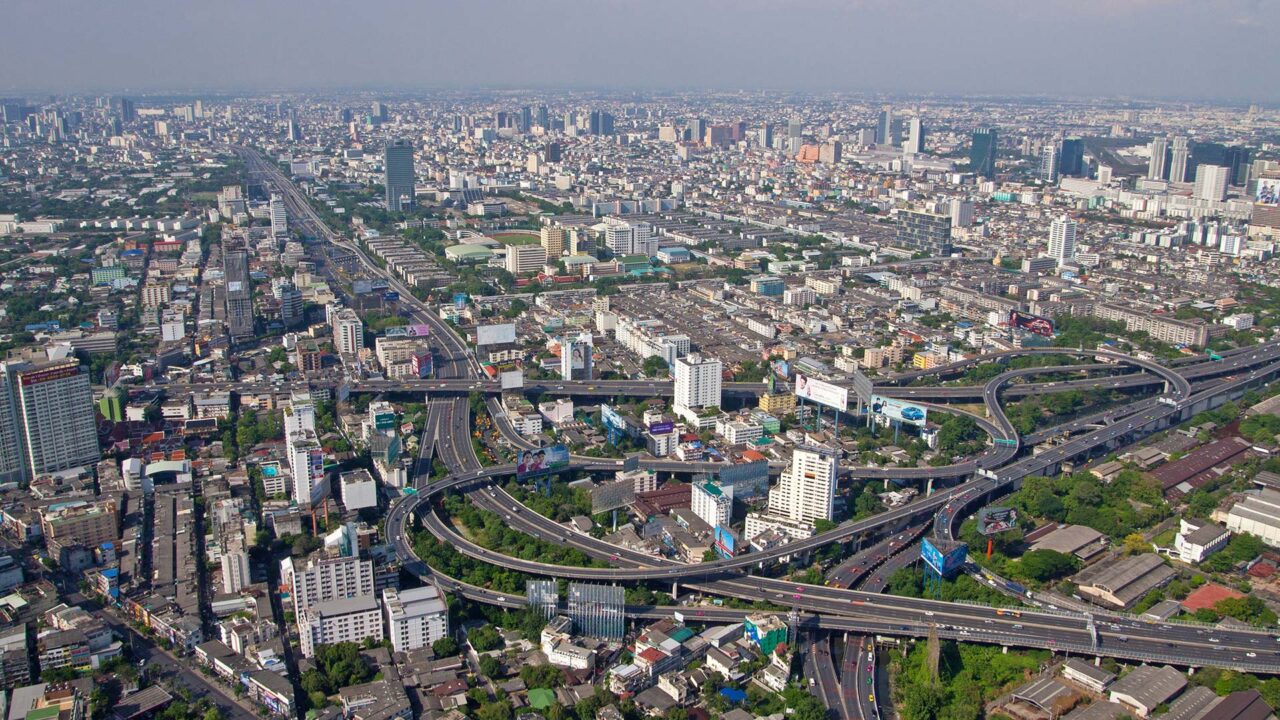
871, 395, 928, 426
600, 404, 627, 432
500, 369, 524, 390
1257, 178, 1280, 206
591, 477, 635, 514
850, 367, 874, 404
794, 373, 849, 412
714, 525, 737, 559
476, 323, 517, 346
921, 538, 968, 578
1009, 310, 1055, 337
648, 421, 675, 435
516, 444, 570, 480
977, 506, 1019, 536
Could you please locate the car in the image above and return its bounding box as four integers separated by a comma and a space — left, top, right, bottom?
497, 597, 505, 602
793, 594, 801, 600
1209, 637, 1220, 643
866, 675, 873, 685
868, 694, 875, 703
924, 611, 934, 616
1248, 652, 1258, 658
865, 665, 873, 673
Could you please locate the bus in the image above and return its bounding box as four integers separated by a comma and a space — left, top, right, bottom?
1208, 351, 1224, 361
403, 487, 419, 496
996, 608, 1022, 618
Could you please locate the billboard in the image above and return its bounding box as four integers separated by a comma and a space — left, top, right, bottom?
500, 369, 524, 390
977, 506, 1019, 535
516, 444, 569, 480
648, 421, 675, 435
850, 367, 874, 404
714, 525, 738, 559
476, 323, 517, 346
772, 360, 790, 379
591, 477, 636, 514
1257, 178, 1280, 206
1009, 310, 1055, 337
921, 538, 968, 578
795, 373, 849, 412
871, 395, 928, 427
601, 404, 628, 432
453, 292, 469, 309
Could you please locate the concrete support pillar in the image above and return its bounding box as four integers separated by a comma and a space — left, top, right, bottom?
926, 479, 934, 496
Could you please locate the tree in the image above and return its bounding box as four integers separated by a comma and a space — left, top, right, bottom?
1014, 549, 1079, 582
476, 702, 513, 720
641, 355, 669, 378
468, 624, 502, 652
1122, 533, 1150, 555
432, 637, 459, 656
520, 664, 563, 689
479, 655, 503, 678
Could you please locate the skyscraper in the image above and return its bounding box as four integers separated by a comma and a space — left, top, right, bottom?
0, 360, 100, 483
876, 108, 894, 146
269, 194, 288, 237
1148, 136, 1169, 180
970, 128, 998, 177
1194, 165, 1230, 202
1169, 136, 1190, 183
904, 117, 925, 154
383, 139, 415, 212
767, 446, 838, 524
787, 117, 803, 140
1048, 216, 1077, 264
674, 353, 722, 411
589, 110, 614, 135
895, 209, 953, 257
223, 240, 254, 343
535, 105, 549, 129
1059, 138, 1085, 177
1040, 142, 1060, 183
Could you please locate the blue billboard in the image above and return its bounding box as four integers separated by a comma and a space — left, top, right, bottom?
714, 526, 737, 559
921, 538, 968, 578
516, 444, 570, 480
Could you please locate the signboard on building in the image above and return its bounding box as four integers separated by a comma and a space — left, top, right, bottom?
1257, 177, 1280, 206
794, 373, 849, 412
714, 525, 737, 559
1009, 311, 1055, 337
476, 323, 517, 346
591, 477, 636, 514
601, 404, 627, 432
516, 444, 570, 480
871, 395, 928, 426
977, 507, 1019, 536
921, 538, 968, 578
648, 421, 675, 435
500, 369, 524, 390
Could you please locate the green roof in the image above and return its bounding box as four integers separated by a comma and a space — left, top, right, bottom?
27, 708, 61, 720
700, 481, 722, 497
528, 688, 557, 710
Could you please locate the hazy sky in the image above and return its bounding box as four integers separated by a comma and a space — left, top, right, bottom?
3, 0, 1277, 102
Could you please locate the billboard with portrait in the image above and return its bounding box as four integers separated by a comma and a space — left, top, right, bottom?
516, 445, 569, 480
977, 506, 1019, 535
870, 395, 928, 427
1257, 178, 1280, 206
1009, 311, 1055, 337
794, 373, 849, 412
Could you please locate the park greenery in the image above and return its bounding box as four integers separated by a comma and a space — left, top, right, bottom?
893, 639, 1049, 720
300, 642, 374, 710
441, 495, 608, 569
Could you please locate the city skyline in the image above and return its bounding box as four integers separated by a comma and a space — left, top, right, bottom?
3, 0, 1279, 102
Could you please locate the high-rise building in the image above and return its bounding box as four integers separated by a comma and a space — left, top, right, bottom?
1224, 145, 1252, 186
541, 226, 566, 258
299, 596, 383, 658
876, 108, 894, 146
371, 101, 387, 122
118, 97, 135, 123
589, 110, 614, 135
519, 106, 532, 132
760, 123, 774, 148
970, 128, 998, 177
535, 105, 549, 129
895, 209, 953, 257
332, 309, 364, 356
819, 140, 842, 164
278, 282, 305, 327
505, 244, 548, 275
0, 360, 100, 483
561, 332, 594, 382
602, 218, 654, 257
1194, 164, 1231, 202
223, 241, 254, 343
674, 354, 722, 410
383, 139, 415, 212
767, 446, 838, 524
1040, 142, 1060, 183
691, 480, 733, 530
282, 553, 375, 616
1059, 138, 1085, 177
904, 117, 925, 154
1169, 136, 1190, 183
1048, 216, 1077, 264
787, 117, 803, 140
950, 199, 975, 228
269, 194, 288, 237
383, 587, 449, 653
1148, 136, 1169, 180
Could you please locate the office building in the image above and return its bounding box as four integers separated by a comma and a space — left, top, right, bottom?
767, 446, 838, 524
383, 139, 415, 212
787, 117, 802, 140
0, 360, 99, 483
1148, 136, 1169, 180
602, 218, 654, 257
278, 282, 304, 327
1059, 138, 1085, 177
1040, 142, 1060, 183
505, 244, 548, 275
222, 534, 251, 594
383, 586, 449, 653
333, 309, 364, 356
950, 199, 975, 228
970, 128, 998, 177
692, 480, 733, 530
1169, 136, 1190, 183
223, 241, 254, 343
904, 117, 925, 154
299, 595, 384, 658
876, 108, 895, 146
674, 354, 722, 411
819, 140, 842, 164
269, 194, 288, 237
288, 432, 326, 507
1194, 164, 1231, 202
589, 110, 614, 135
1048, 216, 1077, 264
540, 226, 566, 258
895, 209, 953, 257
282, 554, 375, 615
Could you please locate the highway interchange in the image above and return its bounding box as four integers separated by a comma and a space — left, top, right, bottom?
248, 147, 1280, 720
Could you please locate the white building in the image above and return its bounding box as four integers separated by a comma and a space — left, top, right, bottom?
1048, 216, 1077, 264
382, 586, 449, 653
691, 480, 733, 530
504, 244, 548, 275
1173, 518, 1230, 564
282, 554, 375, 615
270, 194, 288, 237
602, 218, 654, 257
674, 353, 722, 411
298, 595, 384, 658
1194, 164, 1230, 202
1223, 313, 1255, 331
0, 360, 100, 484
1227, 488, 1280, 547
333, 309, 365, 356
339, 469, 378, 511
287, 431, 326, 507
767, 446, 838, 524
